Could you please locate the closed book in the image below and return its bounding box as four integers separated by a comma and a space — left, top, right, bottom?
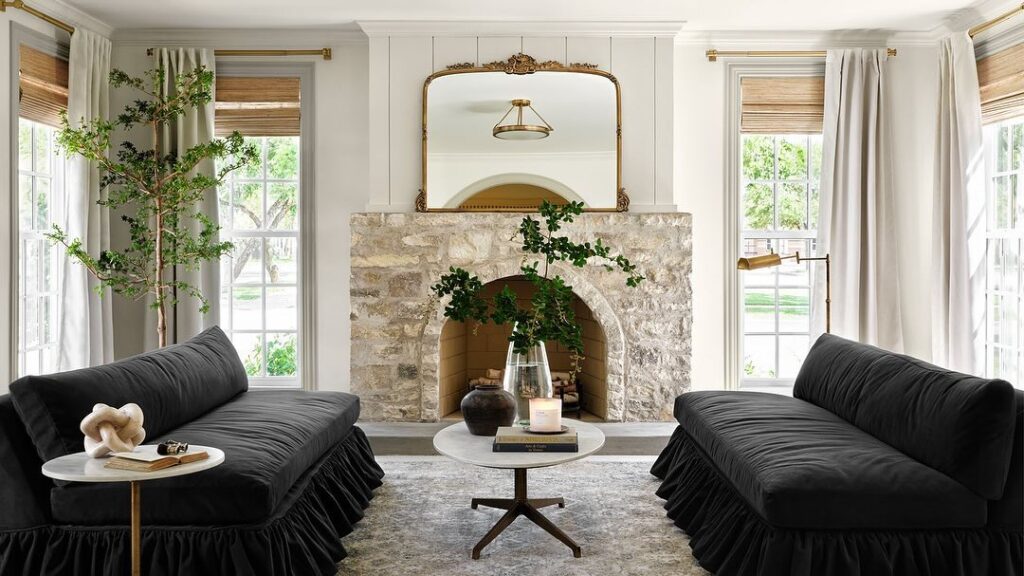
492, 442, 579, 453
494, 426, 577, 444
104, 450, 209, 472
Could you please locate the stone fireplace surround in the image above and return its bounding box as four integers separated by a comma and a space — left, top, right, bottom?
350, 212, 692, 422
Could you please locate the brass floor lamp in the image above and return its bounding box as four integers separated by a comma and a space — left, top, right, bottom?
737, 252, 831, 333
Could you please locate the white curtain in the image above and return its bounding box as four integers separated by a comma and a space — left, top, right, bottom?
815, 48, 904, 350
931, 33, 986, 374
145, 48, 219, 348
59, 29, 113, 369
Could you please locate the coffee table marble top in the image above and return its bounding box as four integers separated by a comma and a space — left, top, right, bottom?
42, 445, 225, 483
433, 419, 604, 469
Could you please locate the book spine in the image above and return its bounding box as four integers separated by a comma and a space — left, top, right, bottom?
492, 443, 579, 453
495, 435, 578, 444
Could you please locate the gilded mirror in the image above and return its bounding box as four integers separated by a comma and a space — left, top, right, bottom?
419, 53, 627, 212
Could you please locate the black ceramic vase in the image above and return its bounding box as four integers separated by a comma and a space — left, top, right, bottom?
461, 383, 516, 436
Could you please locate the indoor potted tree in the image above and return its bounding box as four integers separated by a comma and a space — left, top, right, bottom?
51, 66, 258, 348
431, 201, 644, 428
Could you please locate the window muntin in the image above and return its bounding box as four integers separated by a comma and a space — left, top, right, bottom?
17, 118, 63, 376
983, 118, 1023, 387
740, 133, 822, 387
218, 136, 301, 388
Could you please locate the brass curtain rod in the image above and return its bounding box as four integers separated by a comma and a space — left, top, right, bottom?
706, 48, 897, 62
0, 0, 74, 35
969, 3, 1024, 37
146, 48, 332, 60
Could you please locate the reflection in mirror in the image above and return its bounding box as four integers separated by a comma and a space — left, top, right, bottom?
424, 62, 620, 211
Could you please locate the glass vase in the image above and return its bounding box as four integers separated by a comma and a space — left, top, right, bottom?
502, 340, 553, 427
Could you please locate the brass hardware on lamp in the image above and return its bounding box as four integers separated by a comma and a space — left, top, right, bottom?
493, 98, 553, 140
737, 251, 832, 333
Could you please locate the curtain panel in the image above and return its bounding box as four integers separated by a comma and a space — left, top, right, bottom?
60, 29, 113, 370
816, 48, 904, 351
932, 33, 986, 374
145, 48, 219, 349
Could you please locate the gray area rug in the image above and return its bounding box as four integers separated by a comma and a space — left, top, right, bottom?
337, 456, 708, 576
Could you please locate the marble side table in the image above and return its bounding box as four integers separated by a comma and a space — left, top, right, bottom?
42, 445, 224, 576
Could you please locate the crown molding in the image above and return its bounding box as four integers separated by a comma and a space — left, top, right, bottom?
14, 0, 114, 37
675, 29, 893, 48
357, 20, 685, 38
112, 27, 367, 47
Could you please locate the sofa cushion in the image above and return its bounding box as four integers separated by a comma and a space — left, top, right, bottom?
675, 391, 987, 529
794, 334, 1017, 500
9, 327, 247, 463
50, 390, 361, 525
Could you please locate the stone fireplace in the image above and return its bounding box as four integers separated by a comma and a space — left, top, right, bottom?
350, 212, 692, 422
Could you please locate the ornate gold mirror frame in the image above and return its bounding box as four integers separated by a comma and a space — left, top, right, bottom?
418, 53, 628, 212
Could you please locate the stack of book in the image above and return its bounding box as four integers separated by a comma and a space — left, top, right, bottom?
492, 426, 578, 452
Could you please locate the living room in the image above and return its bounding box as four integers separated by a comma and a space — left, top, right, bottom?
0, 0, 1021, 575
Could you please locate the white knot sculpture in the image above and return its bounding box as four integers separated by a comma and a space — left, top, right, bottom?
79, 403, 146, 458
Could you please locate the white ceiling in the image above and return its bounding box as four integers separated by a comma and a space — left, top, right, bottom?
61, 0, 984, 33
429, 72, 616, 154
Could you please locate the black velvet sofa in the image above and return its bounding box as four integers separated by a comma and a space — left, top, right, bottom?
652, 334, 1023, 576
0, 326, 384, 576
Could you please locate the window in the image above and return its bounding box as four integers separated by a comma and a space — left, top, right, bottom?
17, 118, 64, 376
218, 136, 301, 388
15, 41, 68, 378
983, 118, 1023, 385
740, 133, 822, 388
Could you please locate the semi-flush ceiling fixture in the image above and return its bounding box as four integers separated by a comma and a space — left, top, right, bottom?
492, 98, 553, 140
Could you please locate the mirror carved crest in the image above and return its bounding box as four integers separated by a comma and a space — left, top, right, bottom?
420, 52, 628, 212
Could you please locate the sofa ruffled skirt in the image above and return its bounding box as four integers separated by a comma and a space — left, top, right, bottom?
651, 426, 1024, 576
0, 426, 384, 576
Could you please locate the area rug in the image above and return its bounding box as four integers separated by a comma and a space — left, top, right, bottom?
336, 455, 708, 576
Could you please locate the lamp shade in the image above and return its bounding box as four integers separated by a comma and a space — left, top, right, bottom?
493, 98, 553, 140
737, 253, 783, 270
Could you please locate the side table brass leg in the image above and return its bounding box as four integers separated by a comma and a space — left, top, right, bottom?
130, 480, 141, 576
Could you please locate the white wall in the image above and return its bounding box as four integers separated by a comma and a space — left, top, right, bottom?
107, 31, 369, 392
428, 152, 616, 207
364, 26, 679, 212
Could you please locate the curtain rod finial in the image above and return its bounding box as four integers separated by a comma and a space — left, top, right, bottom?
706, 49, 718, 62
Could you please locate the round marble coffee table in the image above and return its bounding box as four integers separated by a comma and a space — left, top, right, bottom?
433, 418, 604, 559
42, 445, 224, 576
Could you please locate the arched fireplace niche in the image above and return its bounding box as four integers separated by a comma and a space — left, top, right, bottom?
438, 275, 609, 421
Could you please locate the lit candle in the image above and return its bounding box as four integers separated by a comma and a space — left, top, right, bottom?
529, 398, 562, 432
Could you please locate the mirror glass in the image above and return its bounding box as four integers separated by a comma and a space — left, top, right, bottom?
425, 71, 618, 210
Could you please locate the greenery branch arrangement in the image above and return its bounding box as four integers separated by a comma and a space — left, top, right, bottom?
51, 66, 258, 347
431, 201, 645, 372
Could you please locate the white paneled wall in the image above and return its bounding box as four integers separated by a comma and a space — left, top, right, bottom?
365, 28, 679, 211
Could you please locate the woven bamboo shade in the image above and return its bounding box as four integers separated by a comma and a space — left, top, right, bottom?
215, 76, 300, 136
977, 43, 1024, 125
741, 76, 824, 134
19, 45, 68, 128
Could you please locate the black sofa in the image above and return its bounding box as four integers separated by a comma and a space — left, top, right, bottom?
0, 326, 384, 576
652, 334, 1023, 576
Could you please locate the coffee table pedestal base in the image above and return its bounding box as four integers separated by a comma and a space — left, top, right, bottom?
470, 468, 581, 559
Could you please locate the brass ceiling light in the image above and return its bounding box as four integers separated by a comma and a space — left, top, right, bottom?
492, 98, 553, 140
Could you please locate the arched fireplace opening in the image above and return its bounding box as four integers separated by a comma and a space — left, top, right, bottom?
438, 275, 609, 421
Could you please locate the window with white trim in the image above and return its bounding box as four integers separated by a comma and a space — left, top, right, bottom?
217, 136, 301, 388
17, 118, 64, 376
982, 118, 1023, 386
740, 133, 822, 388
